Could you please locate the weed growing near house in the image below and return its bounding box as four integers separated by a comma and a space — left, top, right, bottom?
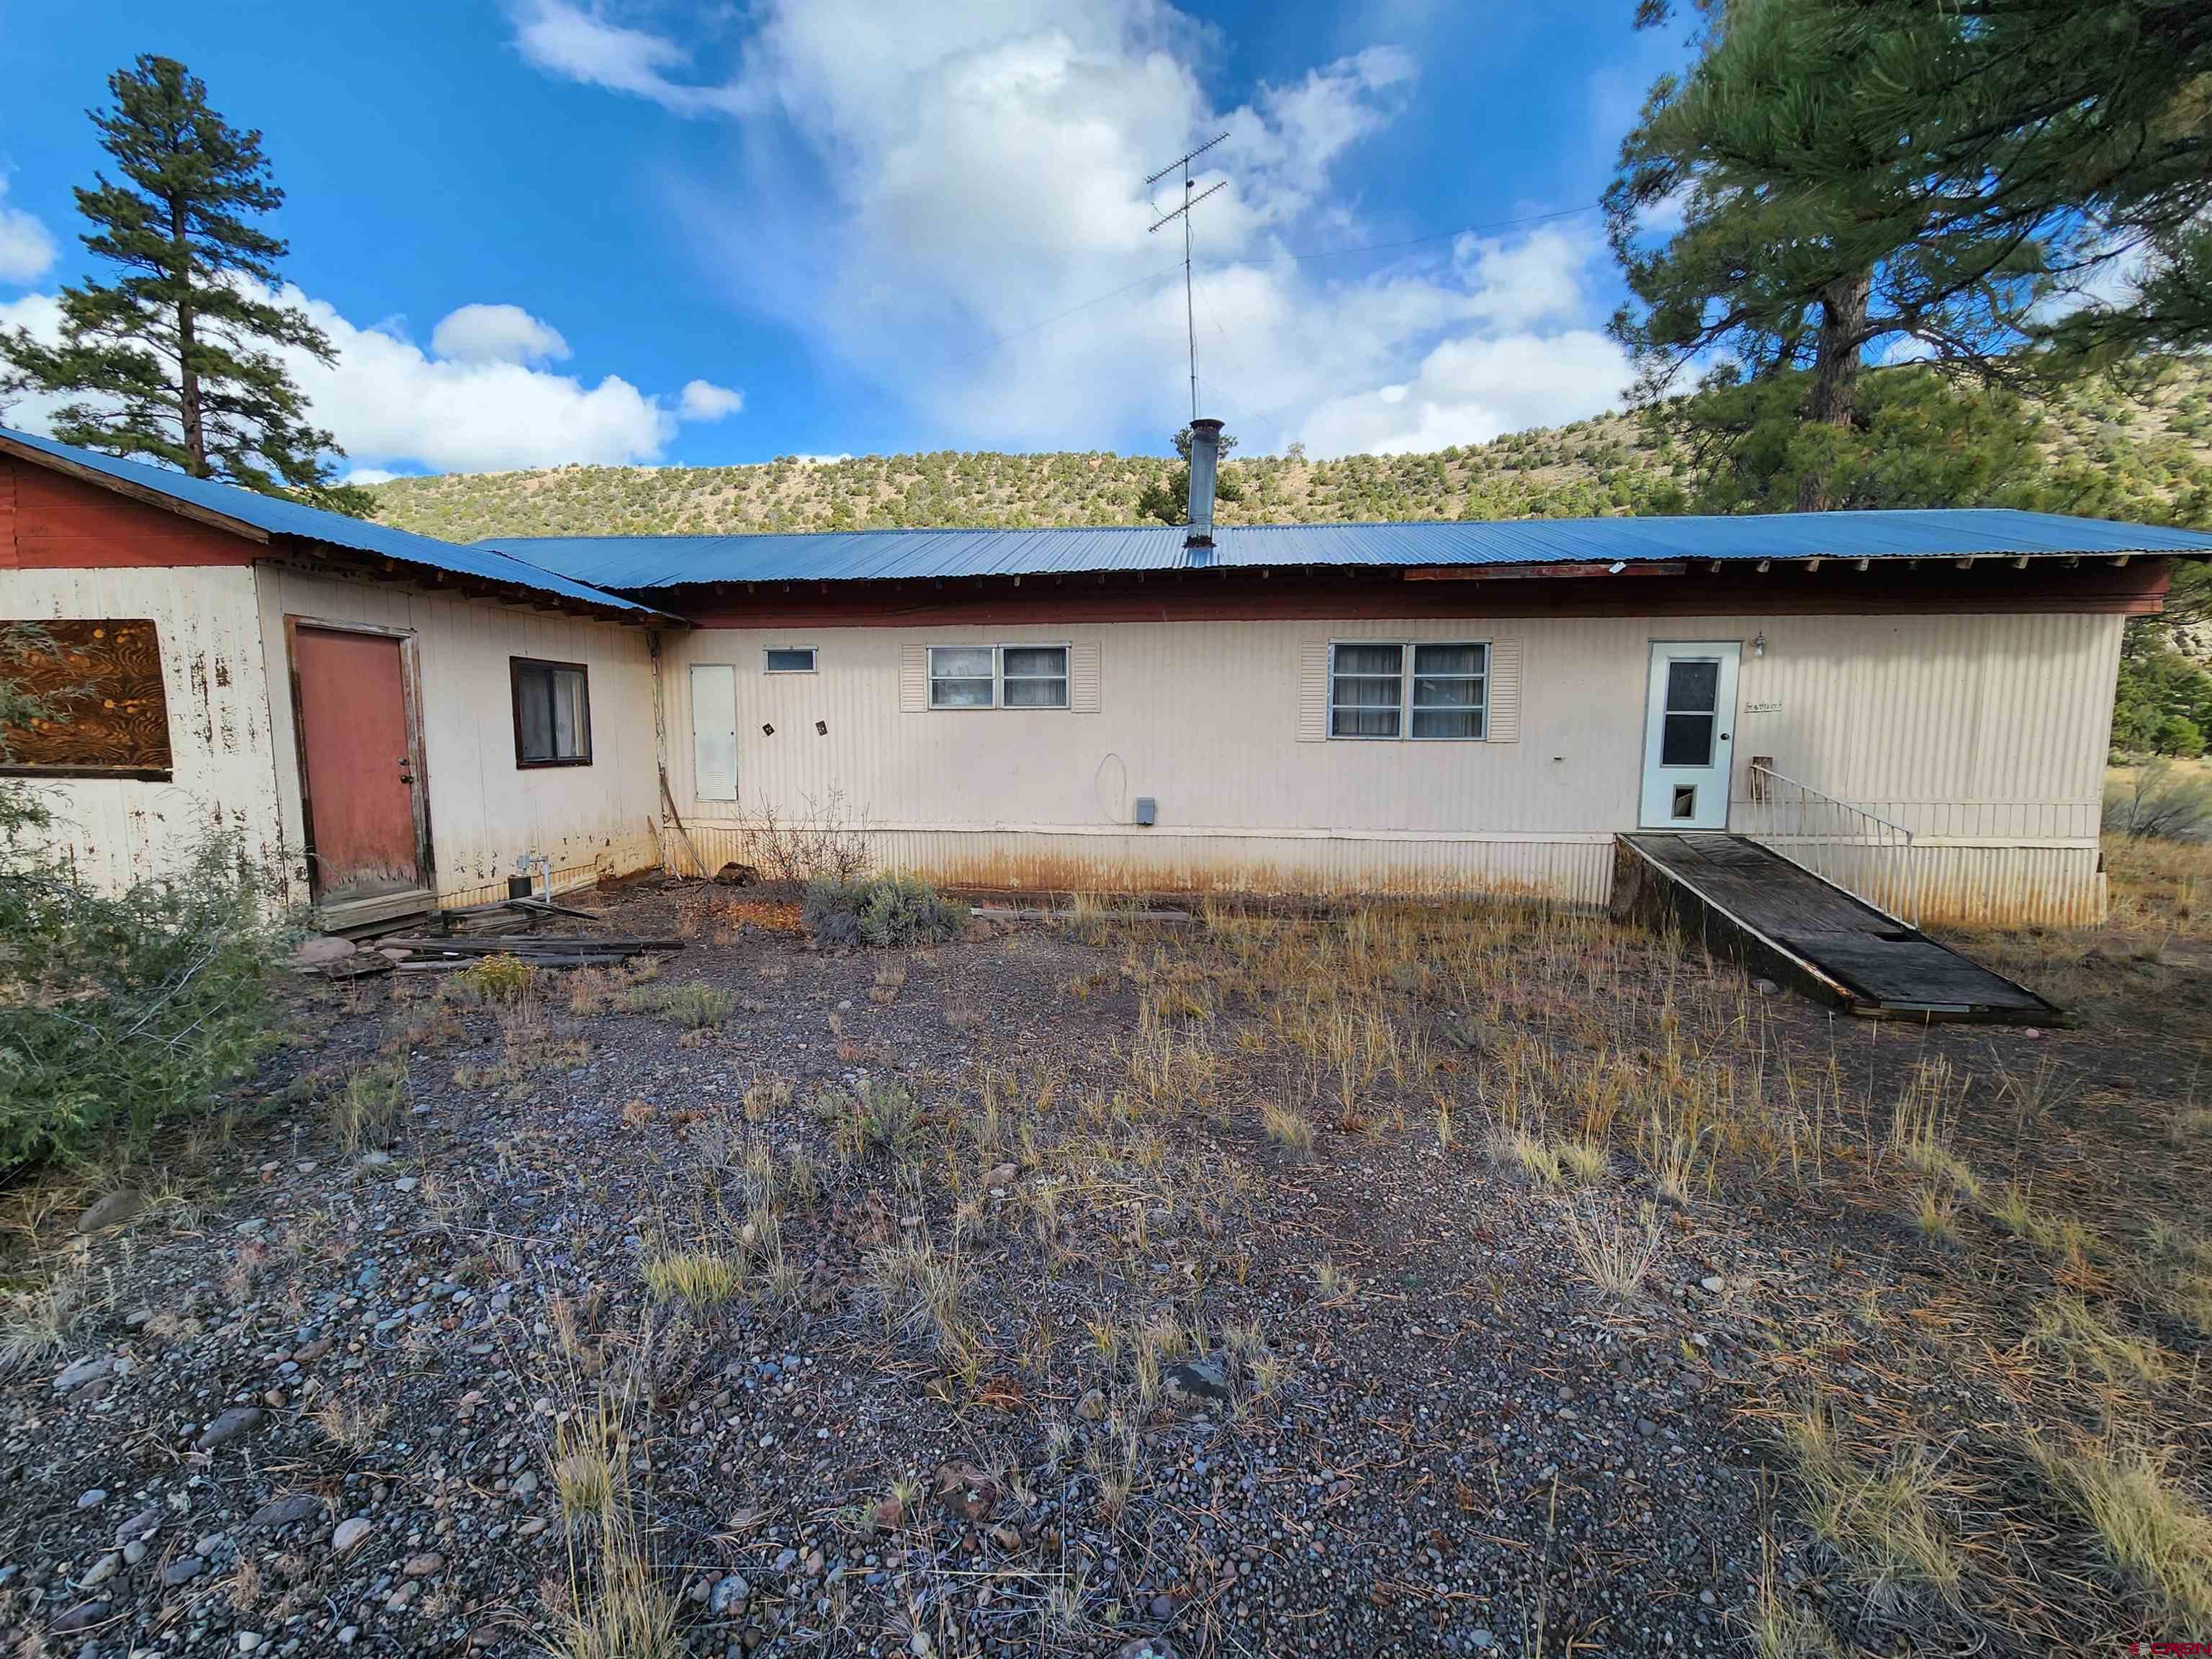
449, 953, 537, 1004
803, 873, 965, 948
0, 829, 287, 1172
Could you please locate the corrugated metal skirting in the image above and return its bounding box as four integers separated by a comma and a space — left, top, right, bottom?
669, 822, 2103, 926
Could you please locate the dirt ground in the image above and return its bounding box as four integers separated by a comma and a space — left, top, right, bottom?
2, 855, 2209, 1658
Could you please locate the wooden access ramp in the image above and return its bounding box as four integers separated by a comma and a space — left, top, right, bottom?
1612, 832, 2056, 1023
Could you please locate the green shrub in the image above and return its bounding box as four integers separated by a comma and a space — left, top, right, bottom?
613, 980, 735, 1028
336, 1062, 406, 1154
0, 828, 288, 1172
803, 874, 964, 948
451, 953, 537, 1003
659, 982, 735, 1030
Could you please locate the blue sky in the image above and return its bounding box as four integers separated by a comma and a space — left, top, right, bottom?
0, 1, 1690, 477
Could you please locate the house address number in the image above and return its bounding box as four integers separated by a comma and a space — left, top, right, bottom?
1744, 700, 1783, 714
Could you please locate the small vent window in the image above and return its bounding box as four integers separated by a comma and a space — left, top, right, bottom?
764, 647, 816, 673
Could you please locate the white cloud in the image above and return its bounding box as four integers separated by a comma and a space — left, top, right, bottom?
0, 180, 57, 286
1298, 329, 1629, 454
1, 283, 735, 474
678, 379, 743, 421
428, 302, 571, 364
0, 293, 67, 429
517, 0, 1632, 456
343, 467, 401, 486
271, 286, 686, 472
508, 0, 754, 116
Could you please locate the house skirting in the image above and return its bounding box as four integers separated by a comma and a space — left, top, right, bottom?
667, 821, 2107, 928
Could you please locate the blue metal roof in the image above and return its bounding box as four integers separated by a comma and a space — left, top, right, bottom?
483, 508, 2212, 589
0, 426, 666, 619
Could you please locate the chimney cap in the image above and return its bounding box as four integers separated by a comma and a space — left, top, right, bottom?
1190, 415, 1224, 434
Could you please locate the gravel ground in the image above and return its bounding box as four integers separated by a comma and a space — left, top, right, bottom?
2, 884, 2200, 1658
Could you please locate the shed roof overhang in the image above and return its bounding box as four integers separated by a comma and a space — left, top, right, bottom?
630, 547, 2177, 629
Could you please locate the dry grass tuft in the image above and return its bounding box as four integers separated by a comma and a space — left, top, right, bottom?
1910, 1186, 1962, 1247
1786, 1408, 1964, 1613
640, 1246, 743, 1310
547, 1390, 682, 1659
1, 1253, 94, 1371
1557, 1138, 1610, 1184
1494, 1128, 1563, 1187
2024, 1292, 2169, 1386
2025, 1433, 2212, 1635
1259, 1099, 1314, 1153
1560, 1204, 1661, 1301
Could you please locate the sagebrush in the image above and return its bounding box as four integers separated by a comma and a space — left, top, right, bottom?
803, 874, 965, 948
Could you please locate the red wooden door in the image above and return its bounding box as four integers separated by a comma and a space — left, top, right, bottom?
292, 625, 423, 902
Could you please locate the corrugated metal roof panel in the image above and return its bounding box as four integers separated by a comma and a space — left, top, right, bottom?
0, 426, 667, 618
485, 508, 2212, 588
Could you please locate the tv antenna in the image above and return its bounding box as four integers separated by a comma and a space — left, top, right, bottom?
1147, 132, 1229, 423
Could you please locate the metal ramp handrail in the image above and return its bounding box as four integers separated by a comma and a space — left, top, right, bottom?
1743, 763, 1919, 927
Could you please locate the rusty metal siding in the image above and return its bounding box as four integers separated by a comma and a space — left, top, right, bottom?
0, 564, 286, 891
662, 609, 2120, 922
253, 564, 663, 907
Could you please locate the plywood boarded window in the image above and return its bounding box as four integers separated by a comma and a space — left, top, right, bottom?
0, 619, 173, 780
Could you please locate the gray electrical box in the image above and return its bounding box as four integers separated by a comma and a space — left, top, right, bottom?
1133, 796, 1158, 827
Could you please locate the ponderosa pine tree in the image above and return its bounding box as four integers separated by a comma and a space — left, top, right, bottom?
1749, 0, 2212, 372
1605, 0, 2052, 508
0, 55, 370, 514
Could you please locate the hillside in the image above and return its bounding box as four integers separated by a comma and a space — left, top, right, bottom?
369, 361, 2212, 543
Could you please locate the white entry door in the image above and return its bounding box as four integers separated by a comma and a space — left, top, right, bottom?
690, 664, 739, 801
1639, 642, 1740, 830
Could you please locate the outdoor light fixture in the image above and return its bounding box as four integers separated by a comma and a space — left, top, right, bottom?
1607, 560, 1627, 573
1753, 632, 1767, 657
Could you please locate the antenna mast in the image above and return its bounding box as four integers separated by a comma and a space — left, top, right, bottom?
1147, 132, 1228, 423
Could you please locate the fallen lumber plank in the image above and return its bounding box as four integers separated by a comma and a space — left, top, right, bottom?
970, 906, 1197, 923
439, 895, 601, 922
378, 935, 684, 956
393, 955, 647, 972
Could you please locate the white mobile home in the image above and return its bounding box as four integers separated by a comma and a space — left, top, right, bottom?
5, 421, 2208, 931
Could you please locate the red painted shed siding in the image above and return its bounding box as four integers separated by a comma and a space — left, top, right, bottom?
0, 458, 257, 570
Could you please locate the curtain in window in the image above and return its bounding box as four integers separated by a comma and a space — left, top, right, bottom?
929, 647, 995, 707
1330, 643, 1403, 737
1411, 642, 1486, 739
